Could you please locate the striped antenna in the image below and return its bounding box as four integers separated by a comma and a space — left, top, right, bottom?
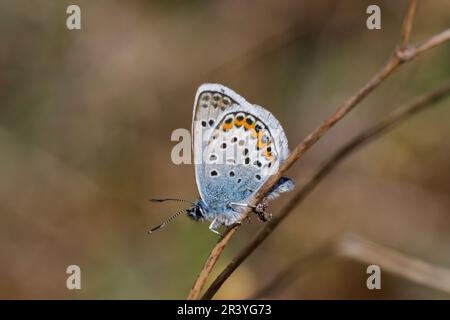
149, 198, 194, 205
148, 208, 186, 234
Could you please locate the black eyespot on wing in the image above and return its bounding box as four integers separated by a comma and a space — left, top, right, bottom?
201, 121, 207, 127
255, 175, 261, 180
255, 124, 262, 132
209, 119, 215, 126
237, 178, 242, 184
246, 117, 254, 125
221, 142, 227, 149
210, 170, 218, 177
243, 148, 249, 156
236, 115, 244, 121
231, 137, 237, 143
229, 171, 235, 177
225, 117, 233, 124
245, 157, 250, 165
254, 160, 262, 168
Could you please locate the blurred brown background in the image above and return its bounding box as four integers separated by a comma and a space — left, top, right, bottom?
0, 0, 449, 299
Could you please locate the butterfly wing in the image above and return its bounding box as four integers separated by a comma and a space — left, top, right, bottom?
192, 84, 245, 203
192, 84, 290, 214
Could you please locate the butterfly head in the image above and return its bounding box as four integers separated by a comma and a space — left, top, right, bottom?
186, 200, 206, 222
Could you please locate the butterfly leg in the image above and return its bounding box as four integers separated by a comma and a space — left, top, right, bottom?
208, 218, 221, 235
230, 201, 272, 222
253, 198, 272, 222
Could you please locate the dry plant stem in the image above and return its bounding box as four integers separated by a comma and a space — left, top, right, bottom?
250, 243, 333, 299
187, 1, 448, 300
400, 0, 416, 49
201, 80, 450, 300
252, 233, 450, 299
338, 235, 450, 294
186, 225, 239, 300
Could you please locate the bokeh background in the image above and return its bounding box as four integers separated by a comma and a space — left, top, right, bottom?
1, 0, 449, 299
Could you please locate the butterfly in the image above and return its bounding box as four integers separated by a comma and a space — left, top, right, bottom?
150, 84, 294, 234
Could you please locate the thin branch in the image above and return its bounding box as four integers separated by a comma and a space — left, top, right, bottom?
397, 28, 450, 62
186, 225, 238, 300
250, 243, 333, 299
187, 0, 449, 299
400, 0, 416, 49
338, 234, 450, 294
201, 80, 450, 300
251, 234, 450, 299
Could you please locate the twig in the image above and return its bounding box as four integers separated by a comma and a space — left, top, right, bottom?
201, 79, 450, 300
338, 234, 450, 294
187, 0, 449, 299
397, 28, 450, 62
186, 225, 238, 300
400, 0, 416, 50
251, 234, 450, 299
250, 243, 333, 299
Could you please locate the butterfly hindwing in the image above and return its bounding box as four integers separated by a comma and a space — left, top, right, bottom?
192, 84, 290, 215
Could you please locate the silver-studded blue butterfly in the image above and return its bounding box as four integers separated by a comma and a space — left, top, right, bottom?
150, 84, 294, 235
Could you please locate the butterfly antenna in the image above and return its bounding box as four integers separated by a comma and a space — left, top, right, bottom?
148, 208, 186, 234
149, 198, 194, 205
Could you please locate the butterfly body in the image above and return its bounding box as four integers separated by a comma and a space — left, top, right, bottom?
188, 84, 295, 233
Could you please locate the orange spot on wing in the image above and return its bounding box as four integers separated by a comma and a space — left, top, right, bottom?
251, 129, 262, 139
244, 119, 255, 130
257, 132, 271, 149
223, 122, 233, 131
234, 118, 244, 127
264, 150, 273, 161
